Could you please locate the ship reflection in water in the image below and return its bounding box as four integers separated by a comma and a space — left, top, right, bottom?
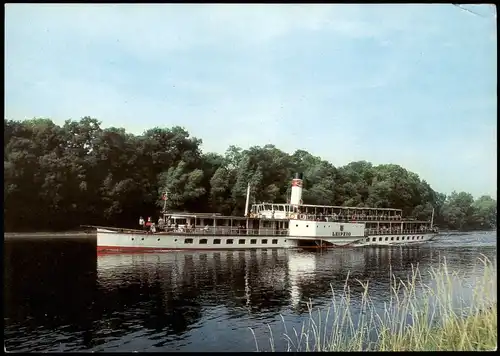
3, 232, 497, 352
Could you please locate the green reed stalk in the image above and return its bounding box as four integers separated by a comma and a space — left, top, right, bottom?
250, 255, 497, 352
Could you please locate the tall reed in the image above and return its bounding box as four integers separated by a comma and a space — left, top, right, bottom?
250, 255, 497, 351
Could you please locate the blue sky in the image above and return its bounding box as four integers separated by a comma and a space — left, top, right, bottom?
5, 4, 497, 198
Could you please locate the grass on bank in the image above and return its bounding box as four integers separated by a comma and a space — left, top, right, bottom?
250, 256, 497, 352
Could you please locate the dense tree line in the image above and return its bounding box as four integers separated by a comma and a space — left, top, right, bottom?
4, 117, 497, 232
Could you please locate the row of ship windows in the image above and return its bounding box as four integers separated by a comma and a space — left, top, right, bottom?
185, 238, 281, 245
296, 224, 333, 228
367, 235, 424, 242
130, 235, 423, 244
131, 237, 281, 245
295, 224, 354, 229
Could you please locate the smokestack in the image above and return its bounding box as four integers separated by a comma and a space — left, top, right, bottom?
290, 173, 303, 205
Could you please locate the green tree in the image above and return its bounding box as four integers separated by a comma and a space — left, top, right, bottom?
441, 191, 475, 230
3, 117, 495, 232
470, 195, 497, 229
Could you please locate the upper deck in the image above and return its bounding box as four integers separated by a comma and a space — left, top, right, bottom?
249, 202, 406, 221
156, 208, 431, 238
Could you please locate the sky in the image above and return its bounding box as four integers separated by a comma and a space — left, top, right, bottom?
4, 4, 497, 198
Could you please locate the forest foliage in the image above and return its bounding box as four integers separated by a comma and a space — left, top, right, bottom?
3, 117, 497, 232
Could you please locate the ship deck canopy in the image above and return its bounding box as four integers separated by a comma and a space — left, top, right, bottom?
299, 204, 403, 213
166, 212, 222, 217
251, 202, 403, 214
165, 212, 286, 222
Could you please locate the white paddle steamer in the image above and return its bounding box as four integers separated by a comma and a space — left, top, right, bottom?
95, 174, 438, 253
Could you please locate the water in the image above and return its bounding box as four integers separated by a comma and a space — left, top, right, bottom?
4, 232, 496, 352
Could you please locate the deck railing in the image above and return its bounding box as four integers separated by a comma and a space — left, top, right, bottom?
365, 227, 439, 235
159, 226, 289, 236
332, 215, 403, 221
147, 225, 438, 236
290, 214, 407, 222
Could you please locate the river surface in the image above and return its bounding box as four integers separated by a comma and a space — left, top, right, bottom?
4, 231, 497, 352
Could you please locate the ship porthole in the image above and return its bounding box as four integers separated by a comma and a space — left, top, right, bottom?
131, 238, 134, 241
157, 238, 160, 241
174, 239, 178, 242
141, 238, 144, 241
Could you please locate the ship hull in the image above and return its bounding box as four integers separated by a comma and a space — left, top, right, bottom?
96, 229, 439, 253
96, 229, 362, 253
357, 232, 438, 246
97, 228, 297, 253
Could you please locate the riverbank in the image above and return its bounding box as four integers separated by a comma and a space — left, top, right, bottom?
4, 231, 96, 239
253, 256, 497, 352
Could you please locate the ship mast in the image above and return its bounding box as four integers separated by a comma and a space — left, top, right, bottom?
244, 183, 251, 217
162, 192, 168, 213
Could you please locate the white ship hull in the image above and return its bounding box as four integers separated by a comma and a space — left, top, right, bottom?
96, 228, 363, 253
96, 229, 439, 253
358, 232, 438, 246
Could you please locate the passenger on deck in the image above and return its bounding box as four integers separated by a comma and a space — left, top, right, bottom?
158, 217, 165, 229
139, 216, 145, 230
145, 217, 152, 231
186, 222, 193, 232
203, 224, 210, 233
151, 223, 156, 233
